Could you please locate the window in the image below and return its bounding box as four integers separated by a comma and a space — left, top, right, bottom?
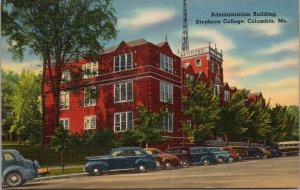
160, 81, 173, 103
162, 113, 173, 132
3, 153, 15, 161
217, 64, 221, 76
114, 112, 133, 132
211, 63, 215, 73
59, 118, 69, 130
160, 53, 173, 74
60, 91, 69, 110
186, 74, 193, 81
84, 115, 96, 130
82, 62, 98, 79
62, 70, 71, 83
114, 81, 133, 103
195, 59, 201, 66
214, 85, 221, 95
84, 87, 97, 107
224, 90, 230, 101
114, 53, 133, 72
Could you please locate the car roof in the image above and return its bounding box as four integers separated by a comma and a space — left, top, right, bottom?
2, 149, 20, 154
111, 147, 144, 151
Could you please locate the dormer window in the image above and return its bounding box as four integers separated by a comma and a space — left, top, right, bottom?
114, 53, 133, 72
82, 62, 98, 79
160, 53, 173, 74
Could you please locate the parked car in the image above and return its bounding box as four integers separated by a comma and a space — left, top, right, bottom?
244, 147, 266, 159
2, 149, 38, 187
264, 146, 282, 157
144, 148, 181, 170
230, 146, 248, 159
165, 147, 193, 168
257, 147, 272, 158
219, 147, 241, 162
190, 147, 216, 165
85, 147, 157, 176
206, 147, 231, 164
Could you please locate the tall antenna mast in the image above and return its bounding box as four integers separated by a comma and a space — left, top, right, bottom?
182, 0, 189, 52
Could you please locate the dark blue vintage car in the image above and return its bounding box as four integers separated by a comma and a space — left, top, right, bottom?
2, 149, 38, 187
85, 147, 157, 176
190, 147, 230, 165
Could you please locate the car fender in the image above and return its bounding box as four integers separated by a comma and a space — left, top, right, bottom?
3, 165, 27, 180
135, 157, 156, 168
88, 161, 109, 171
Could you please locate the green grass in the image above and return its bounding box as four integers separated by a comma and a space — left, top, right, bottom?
46, 167, 85, 176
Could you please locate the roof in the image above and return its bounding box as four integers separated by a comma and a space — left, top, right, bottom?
247, 92, 262, 97
102, 38, 167, 54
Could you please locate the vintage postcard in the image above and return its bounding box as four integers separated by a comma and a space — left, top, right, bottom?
1, 0, 299, 189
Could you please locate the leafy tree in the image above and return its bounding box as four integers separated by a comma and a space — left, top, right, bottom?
182, 78, 221, 144
216, 89, 250, 144
2, 0, 117, 140
245, 99, 272, 145
119, 106, 167, 148
287, 105, 299, 140
10, 70, 42, 144
50, 126, 72, 173
1, 70, 19, 141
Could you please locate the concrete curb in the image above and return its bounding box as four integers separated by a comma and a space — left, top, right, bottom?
32, 173, 88, 182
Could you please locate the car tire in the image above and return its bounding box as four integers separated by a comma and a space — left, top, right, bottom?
217, 157, 224, 164
202, 158, 210, 166
163, 161, 173, 170
5, 172, 24, 187
180, 159, 190, 168
229, 157, 234, 163
90, 166, 102, 176
136, 163, 147, 173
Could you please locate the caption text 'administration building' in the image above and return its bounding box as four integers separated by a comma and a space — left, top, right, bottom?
43, 38, 265, 148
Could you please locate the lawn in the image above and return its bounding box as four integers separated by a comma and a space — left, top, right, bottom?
46, 166, 85, 176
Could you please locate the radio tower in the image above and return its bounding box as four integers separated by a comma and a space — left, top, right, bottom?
181, 0, 189, 52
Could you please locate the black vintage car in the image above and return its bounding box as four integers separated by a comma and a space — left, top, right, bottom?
244, 147, 266, 159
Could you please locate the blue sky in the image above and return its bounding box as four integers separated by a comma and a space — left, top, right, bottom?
2, 0, 299, 106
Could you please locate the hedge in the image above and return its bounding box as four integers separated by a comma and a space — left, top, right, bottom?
2, 144, 112, 166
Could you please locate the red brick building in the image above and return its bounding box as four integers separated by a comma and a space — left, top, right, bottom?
43, 38, 265, 147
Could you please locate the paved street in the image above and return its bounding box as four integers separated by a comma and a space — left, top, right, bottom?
5, 156, 300, 189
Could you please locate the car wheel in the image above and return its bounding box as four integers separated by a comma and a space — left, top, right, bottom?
217, 157, 224, 164
90, 166, 102, 176
180, 159, 189, 168
255, 154, 261, 159
136, 163, 147, 173
202, 158, 210, 166
229, 157, 234, 163
5, 172, 24, 187
163, 161, 173, 170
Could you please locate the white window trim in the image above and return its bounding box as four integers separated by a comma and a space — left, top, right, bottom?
84, 115, 96, 130
159, 81, 173, 104
187, 120, 192, 129
61, 70, 71, 83
60, 91, 69, 110
82, 61, 99, 79
59, 118, 70, 130
224, 90, 230, 101
214, 85, 221, 96
84, 86, 97, 107
114, 80, 133, 103
114, 53, 133, 72
160, 53, 173, 74
114, 111, 133, 132
162, 113, 173, 132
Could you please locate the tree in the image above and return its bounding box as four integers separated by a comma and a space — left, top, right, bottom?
50, 126, 72, 173
2, 0, 117, 140
11, 70, 42, 144
216, 89, 250, 144
1, 70, 20, 141
287, 105, 299, 140
182, 78, 221, 144
119, 106, 167, 148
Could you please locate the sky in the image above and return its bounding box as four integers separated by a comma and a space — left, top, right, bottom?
2, 0, 299, 106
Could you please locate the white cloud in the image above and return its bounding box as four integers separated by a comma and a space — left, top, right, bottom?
2, 59, 42, 74
119, 8, 174, 29
262, 39, 299, 54
189, 28, 235, 52
228, 57, 298, 78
